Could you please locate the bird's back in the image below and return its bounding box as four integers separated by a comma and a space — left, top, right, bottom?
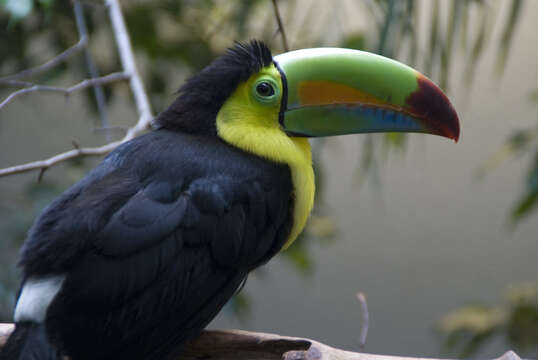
14, 129, 294, 359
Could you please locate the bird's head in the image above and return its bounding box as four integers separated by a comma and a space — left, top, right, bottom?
155, 40, 459, 162
155, 40, 460, 248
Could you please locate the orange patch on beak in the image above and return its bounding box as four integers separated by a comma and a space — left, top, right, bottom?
298, 81, 390, 108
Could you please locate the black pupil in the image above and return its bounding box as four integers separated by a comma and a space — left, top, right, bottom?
256, 82, 275, 97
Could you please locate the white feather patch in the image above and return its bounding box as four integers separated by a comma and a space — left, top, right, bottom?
14, 275, 65, 323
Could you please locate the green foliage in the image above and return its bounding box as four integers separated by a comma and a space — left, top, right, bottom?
438, 282, 538, 358
224, 291, 251, 322
282, 235, 314, 275
0, 0, 57, 29
1, 0, 34, 20
512, 152, 538, 222
507, 302, 538, 350
496, 0, 524, 73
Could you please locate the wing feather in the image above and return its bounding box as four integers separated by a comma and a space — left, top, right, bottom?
17, 131, 293, 359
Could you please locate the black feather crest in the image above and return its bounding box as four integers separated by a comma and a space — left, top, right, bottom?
154, 40, 273, 135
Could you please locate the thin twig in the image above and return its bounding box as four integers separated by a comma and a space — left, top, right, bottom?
72, 0, 112, 141
93, 126, 127, 134
0, 80, 35, 87
0, 141, 122, 177
0, 39, 88, 83
106, 0, 153, 129
0, 0, 153, 178
355, 291, 369, 350
37, 168, 47, 183
0, 72, 129, 110
79, 0, 106, 8
271, 0, 289, 51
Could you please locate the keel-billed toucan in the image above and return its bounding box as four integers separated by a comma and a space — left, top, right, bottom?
0, 41, 459, 360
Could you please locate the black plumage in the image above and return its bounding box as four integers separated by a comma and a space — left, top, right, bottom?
155, 40, 272, 134
1, 41, 294, 360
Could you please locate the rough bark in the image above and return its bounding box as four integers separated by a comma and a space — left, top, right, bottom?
0, 323, 525, 360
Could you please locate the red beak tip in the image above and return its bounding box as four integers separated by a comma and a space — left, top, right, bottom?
408, 74, 461, 144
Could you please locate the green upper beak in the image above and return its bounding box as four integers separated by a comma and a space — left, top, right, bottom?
274, 48, 460, 142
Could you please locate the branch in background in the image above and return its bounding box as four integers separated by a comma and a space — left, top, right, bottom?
355, 291, 369, 350
271, 0, 289, 51
0, 41, 87, 82
72, 0, 112, 141
0, 0, 154, 178
477, 128, 538, 178
0, 324, 526, 360
0, 4, 88, 84
0, 72, 129, 110
93, 126, 128, 135
0, 139, 122, 178
106, 0, 153, 129
79, 0, 106, 9
0, 0, 89, 86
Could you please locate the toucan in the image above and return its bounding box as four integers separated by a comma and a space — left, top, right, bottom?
0, 41, 459, 360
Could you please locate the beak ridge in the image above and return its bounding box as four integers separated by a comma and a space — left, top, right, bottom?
274, 48, 460, 142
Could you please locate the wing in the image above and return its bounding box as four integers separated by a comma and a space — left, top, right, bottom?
18, 132, 293, 359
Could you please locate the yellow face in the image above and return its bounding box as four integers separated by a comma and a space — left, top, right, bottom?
216, 64, 315, 249
216, 64, 284, 155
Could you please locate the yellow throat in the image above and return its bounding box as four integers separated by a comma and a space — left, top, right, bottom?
215, 64, 315, 249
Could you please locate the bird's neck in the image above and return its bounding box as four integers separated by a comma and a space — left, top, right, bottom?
284, 138, 315, 248
216, 110, 315, 250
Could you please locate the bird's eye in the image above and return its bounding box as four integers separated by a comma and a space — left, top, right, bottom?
255, 82, 275, 97
252, 78, 279, 105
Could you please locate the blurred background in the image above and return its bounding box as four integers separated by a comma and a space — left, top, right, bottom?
0, 0, 537, 358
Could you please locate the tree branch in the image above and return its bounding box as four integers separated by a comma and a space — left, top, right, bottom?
0, 0, 153, 178
271, 0, 289, 51
72, 0, 112, 141
106, 0, 153, 130
0, 28, 87, 83
0, 324, 526, 360
0, 138, 121, 178
0, 0, 111, 137
356, 291, 369, 350
0, 72, 129, 111
0, 40, 87, 82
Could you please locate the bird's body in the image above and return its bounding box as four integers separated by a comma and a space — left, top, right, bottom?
14, 130, 294, 359
0, 40, 459, 359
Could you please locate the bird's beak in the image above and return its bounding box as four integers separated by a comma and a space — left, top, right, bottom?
274, 48, 460, 142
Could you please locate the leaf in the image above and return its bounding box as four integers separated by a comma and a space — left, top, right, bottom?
439, 0, 463, 91
282, 235, 314, 275
438, 304, 504, 357
424, 0, 439, 79
507, 303, 538, 350
508, 130, 535, 152
384, 132, 407, 150
376, 0, 396, 56
226, 292, 251, 321
39, 0, 55, 8
496, 0, 525, 74
3, 0, 33, 19
341, 33, 366, 51
353, 135, 380, 189
511, 152, 538, 223
525, 155, 538, 193
529, 88, 538, 103
464, 1, 492, 89
511, 191, 538, 222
